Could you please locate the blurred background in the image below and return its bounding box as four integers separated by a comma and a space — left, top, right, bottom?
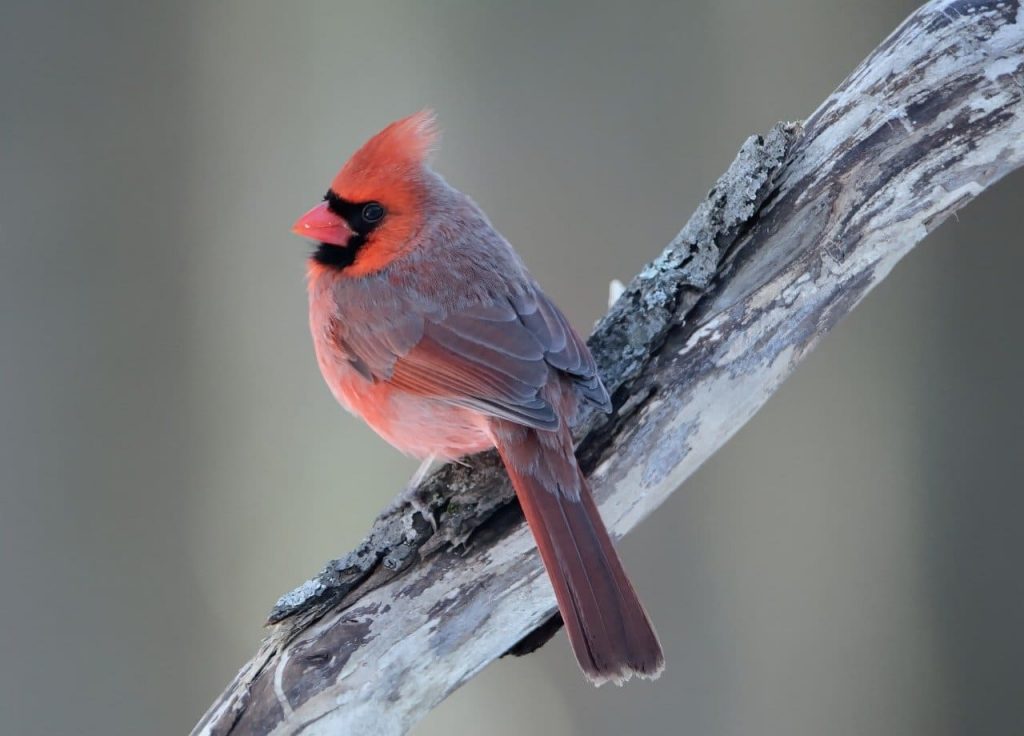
2, 1, 1022, 734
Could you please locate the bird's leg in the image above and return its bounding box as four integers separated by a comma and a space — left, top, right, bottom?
409, 455, 438, 489
384, 455, 440, 531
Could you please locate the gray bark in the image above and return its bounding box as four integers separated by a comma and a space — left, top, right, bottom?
193, 1, 1024, 733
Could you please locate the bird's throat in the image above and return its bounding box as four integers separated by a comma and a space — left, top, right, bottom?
311, 238, 366, 270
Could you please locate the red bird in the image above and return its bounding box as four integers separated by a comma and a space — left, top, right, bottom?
292, 111, 663, 684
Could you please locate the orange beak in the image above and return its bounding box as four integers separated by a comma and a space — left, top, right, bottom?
291, 201, 355, 247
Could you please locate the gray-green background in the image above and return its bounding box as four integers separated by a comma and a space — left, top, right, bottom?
2, 2, 1021, 734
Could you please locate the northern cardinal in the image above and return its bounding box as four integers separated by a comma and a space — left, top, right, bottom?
292, 111, 663, 684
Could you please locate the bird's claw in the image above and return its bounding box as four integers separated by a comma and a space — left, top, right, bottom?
385, 483, 439, 533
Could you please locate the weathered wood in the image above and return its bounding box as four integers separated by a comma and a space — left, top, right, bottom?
194, 2, 1024, 733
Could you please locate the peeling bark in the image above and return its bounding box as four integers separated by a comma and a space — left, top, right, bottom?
194, 2, 1024, 734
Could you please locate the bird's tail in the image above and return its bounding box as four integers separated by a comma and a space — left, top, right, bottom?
492, 422, 664, 685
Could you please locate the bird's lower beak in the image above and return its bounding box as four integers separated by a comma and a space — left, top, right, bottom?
291, 201, 354, 247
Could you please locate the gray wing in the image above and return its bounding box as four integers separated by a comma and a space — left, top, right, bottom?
336, 284, 611, 430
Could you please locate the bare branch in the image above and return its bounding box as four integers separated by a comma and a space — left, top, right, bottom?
194, 2, 1024, 734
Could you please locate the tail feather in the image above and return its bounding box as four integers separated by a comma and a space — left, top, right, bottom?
493, 423, 664, 685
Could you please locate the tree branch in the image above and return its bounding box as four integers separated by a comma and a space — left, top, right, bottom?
194, 2, 1024, 733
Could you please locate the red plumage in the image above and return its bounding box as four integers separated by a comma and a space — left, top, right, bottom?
294, 111, 663, 684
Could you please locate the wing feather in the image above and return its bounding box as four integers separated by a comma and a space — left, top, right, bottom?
333, 282, 610, 429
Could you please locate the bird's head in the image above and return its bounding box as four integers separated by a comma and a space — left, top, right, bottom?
293, 109, 440, 275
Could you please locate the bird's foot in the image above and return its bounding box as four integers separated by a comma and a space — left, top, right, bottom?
385, 483, 439, 532
384, 456, 440, 532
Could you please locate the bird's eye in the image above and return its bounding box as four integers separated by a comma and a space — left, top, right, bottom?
361, 202, 385, 223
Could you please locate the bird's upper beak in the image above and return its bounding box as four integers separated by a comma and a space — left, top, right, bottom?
291, 201, 355, 247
